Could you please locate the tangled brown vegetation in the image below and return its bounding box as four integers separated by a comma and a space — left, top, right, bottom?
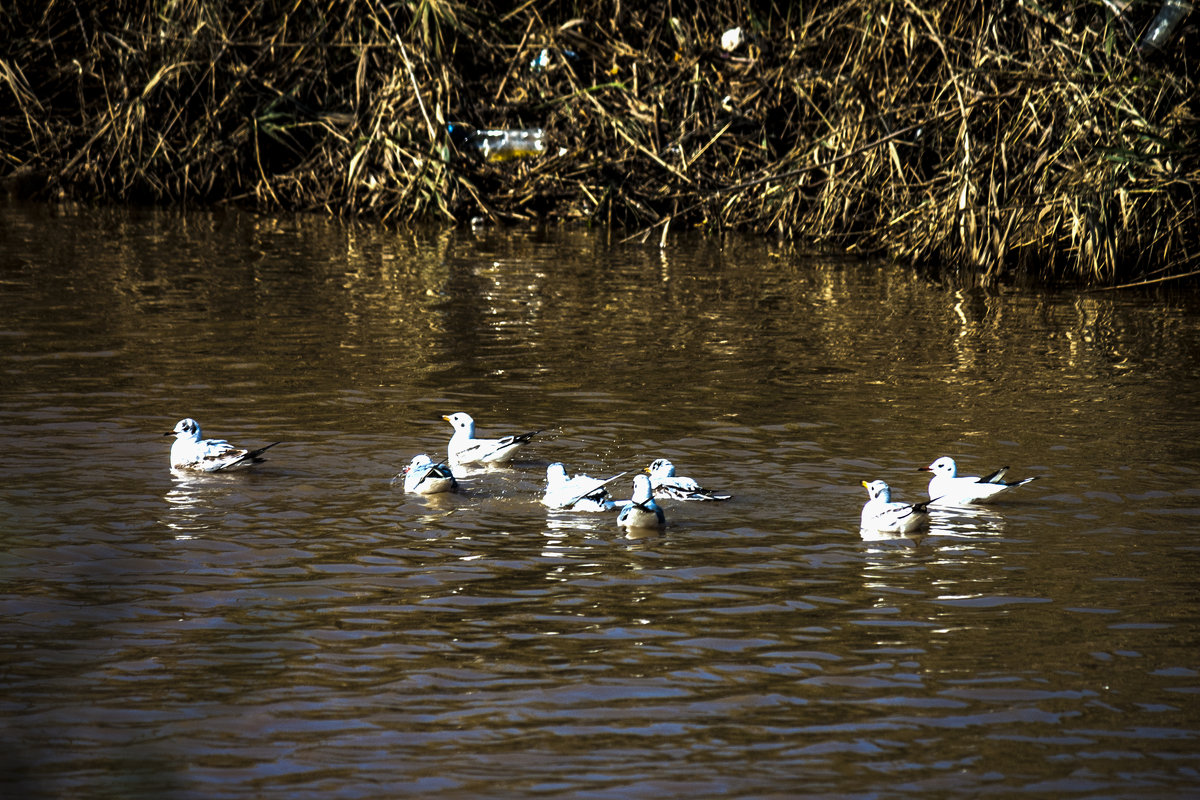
1, 1, 1196, 287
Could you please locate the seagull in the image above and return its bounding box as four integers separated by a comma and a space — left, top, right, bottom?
860, 480, 932, 534
919, 456, 1038, 505
645, 458, 731, 501
617, 473, 666, 530
542, 462, 625, 512
443, 412, 539, 466
164, 418, 280, 472
401, 454, 458, 494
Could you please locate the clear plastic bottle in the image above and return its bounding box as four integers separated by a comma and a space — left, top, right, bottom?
1139, 0, 1192, 52
447, 124, 545, 163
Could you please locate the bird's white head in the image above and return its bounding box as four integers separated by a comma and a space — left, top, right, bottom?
405, 454, 433, 474
861, 480, 892, 502
166, 418, 201, 441
646, 459, 676, 478
631, 473, 654, 502
921, 457, 957, 478
546, 462, 569, 486
443, 412, 476, 436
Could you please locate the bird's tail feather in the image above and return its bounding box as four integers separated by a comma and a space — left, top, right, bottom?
237, 441, 281, 465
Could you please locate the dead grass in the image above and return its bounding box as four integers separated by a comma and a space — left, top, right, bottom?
1, 0, 1195, 286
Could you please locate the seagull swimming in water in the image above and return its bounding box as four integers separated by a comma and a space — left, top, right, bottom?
164, 418, 280, 472
617, 473, 666, 530
542, 462, 625, 512
860, 480, 933, 534
401, 454, 458, 494
919, 456, 1038, 505
645, 458, 731, 501
443, 412, 539, 466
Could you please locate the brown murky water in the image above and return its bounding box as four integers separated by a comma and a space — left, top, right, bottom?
2, 202, 1198, 798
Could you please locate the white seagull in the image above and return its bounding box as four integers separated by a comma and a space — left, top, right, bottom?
617, 473, 666, 530
164, 418, 280, 472
401, 454, 458, 494
542, 462, 625, 512
443, 412, 539, 466
860, 480, 933, 534
920, 456, 1038, 505
645, 458, 731, 501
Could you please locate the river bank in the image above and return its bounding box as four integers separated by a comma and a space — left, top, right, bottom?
2, 1, 1196, 287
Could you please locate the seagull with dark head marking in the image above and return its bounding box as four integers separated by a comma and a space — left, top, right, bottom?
401, 454, 458, 494
645, 458, 731, 501
164, 418, 280, 472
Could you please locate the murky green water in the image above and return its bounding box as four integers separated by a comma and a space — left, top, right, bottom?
2, 202, 1198, 798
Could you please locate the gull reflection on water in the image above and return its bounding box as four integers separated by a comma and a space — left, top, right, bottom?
858, 502, 1008, 553
928, 503, 1008, 538
541, 511, 655, 556
544, 513, 608, 536
855, 503, 1017, 632
406, 487, 461, 515
540, 514, 602, 557
620, 524, 664, 542
162, 470, 240, 539
859, 528, 926, 548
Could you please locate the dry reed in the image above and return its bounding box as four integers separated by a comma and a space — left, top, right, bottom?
1, 0, 1195, 287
